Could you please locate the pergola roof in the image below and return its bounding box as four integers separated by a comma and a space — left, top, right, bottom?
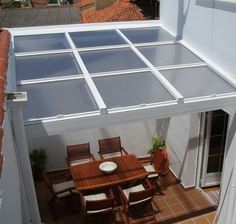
9, 21, 236, 136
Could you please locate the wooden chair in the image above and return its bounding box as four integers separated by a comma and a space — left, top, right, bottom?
98, 136, 128, 159
138, 156, 159, 177
66, 143, 95, 167
80, 188, 116, 224
118, 179, 156, 224
138, 156, 164, 194
42, 171, 78, 217
30, 0, 48, 7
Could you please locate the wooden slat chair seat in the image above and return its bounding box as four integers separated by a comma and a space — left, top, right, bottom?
80, 188, 115, 223
122, 184, 152, 205
143, 164, 159, 179
138, 156, 163, 195
98, 136, 128, 159
138, 156, 159, 179
66, 143, 95, 167
52, 180, 78, 198
42, 171, 79, 218
42, 172, 78, 202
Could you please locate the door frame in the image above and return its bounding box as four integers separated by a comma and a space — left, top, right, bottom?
196, 110, 230, 188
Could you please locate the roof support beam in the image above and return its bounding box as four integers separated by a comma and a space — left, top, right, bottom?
65, 32, 108, 114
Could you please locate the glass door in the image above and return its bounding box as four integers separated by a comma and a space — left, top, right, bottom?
201, 110, 228, 187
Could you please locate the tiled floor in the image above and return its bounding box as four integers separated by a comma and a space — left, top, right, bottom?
178, 211, 216, 224
36, 171, 216, 224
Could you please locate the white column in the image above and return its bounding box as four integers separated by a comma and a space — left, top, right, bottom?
7, 93, 41, 224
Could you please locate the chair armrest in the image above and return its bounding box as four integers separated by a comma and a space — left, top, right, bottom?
108, 188, 115, 199
90, 154, 96, 161
121, 147, 129, 155
55, 186, 76, 196
65, 157, 70, 167
49, 172, 71, 183
118, 186, 129, 204
144, 178, 154, 189
98, 151, 104, 159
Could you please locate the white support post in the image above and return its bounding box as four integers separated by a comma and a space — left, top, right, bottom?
217, 112, 236, 223
7, 92, 41, 224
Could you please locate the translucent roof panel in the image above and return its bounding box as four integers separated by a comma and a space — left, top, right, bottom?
93, 72, 174, 109
120, 27, 176, 44
138, 44, 203, 67
18, 79, 98, 120
16, 53, 82, 81
160, 66, 236, 99
69, 30, 127, 48
14, 33, 70, 53
80, 48, 147, 74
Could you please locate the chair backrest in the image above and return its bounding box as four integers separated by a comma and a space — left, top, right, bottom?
86, 197, 114, 213
31, 0, 48, 7
98, 137, 122, 154
67, 143, 91, 161
129, 187, 155, 205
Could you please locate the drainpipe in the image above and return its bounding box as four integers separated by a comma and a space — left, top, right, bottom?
6, 92, 41, 224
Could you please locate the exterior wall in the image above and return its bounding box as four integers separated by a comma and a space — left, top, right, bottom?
27, 120, 157, 170
160, 0, 236, 78
158, 114, 201, 188
27, 114, 201, 188
0, 112, 22, 224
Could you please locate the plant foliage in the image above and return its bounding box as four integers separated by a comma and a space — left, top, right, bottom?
29, 148, 47, 172
148, 136, 166, 156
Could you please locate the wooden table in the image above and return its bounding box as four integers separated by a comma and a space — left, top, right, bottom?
70, 154, 147, 191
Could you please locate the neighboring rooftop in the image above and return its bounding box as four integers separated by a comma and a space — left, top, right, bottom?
77, 0, 145, 23
0, 0, 158, 28
0, 7, 80, 28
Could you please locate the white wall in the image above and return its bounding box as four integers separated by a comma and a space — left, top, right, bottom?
160, 0, 236, 78
27, 114, 201, 188
27, 119, 157, 170
0, 112, 22, 224
158, 114, 201, 188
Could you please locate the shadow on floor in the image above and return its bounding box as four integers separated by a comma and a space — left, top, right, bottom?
36, 171, 216, 224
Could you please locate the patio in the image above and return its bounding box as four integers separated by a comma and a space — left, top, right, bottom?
36, 171, 215, 223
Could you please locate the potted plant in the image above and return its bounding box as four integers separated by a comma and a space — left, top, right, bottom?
29, 148, 47, 181
148, 136, 169, 175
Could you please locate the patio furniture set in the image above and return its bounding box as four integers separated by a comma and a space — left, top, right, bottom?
43, 136, 165, 223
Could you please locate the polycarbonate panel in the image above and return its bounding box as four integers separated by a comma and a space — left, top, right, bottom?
14, 33, 70, 53
16, 53, 82, 81
93, 72, 174, 109
161, 66, 236, 99
80, 48, 147, 74
70, 30, 127, 48
18, 79, 98, 120
138, 44, 203, 67
121, 27, 175, 44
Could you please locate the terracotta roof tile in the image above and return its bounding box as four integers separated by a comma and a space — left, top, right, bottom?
0, 29, 10, 177
81, 0, 144, 23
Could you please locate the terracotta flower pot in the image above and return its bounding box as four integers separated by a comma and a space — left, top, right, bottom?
153, 148, 169, 175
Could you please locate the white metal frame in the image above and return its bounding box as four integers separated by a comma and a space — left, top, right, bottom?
9, 21, 236, 135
